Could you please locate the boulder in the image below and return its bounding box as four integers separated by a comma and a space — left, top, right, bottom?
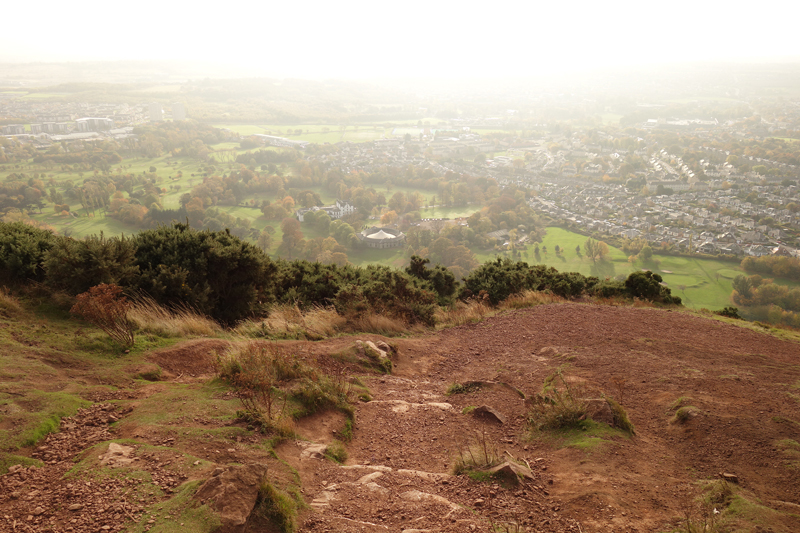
375, 340, 392, 354
584, 398, 615, 426
472, 405, 507, 425
298, 442, 328, 460
487, 461, 536, 486
193, 463, 268, 532
99, 443, 135, 468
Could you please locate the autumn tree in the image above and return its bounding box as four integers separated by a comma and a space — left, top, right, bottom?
584, 238, 610, 265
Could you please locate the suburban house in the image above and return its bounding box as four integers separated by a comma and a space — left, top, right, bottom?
296, 200, 356, 222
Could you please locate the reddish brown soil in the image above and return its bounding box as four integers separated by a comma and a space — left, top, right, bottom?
289, 304, 800, 532
3, 303, 800, 532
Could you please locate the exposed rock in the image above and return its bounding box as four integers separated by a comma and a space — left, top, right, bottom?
400, 490, 455, 506
364, 482, 390, 497
298, 442, 328, 460
99, 443, 135, 468
487, 462, 536, 486
396, 469, 452, 482
720, 472, 739, 483
193, 463, 268, 532
356, 340, 393, 371
356, 471, 384, 484
584, 398, 615, 426
375, 341, 392, 354
472, 405, 507, 425
369, 400, 452, 414
340, 464, 393, 472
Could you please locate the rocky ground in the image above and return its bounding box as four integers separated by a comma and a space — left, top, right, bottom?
3, 303, 800, 532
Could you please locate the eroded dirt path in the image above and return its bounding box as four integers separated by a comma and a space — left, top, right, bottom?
288, 304, 800, 532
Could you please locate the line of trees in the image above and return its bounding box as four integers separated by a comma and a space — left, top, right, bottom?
0, 222, 681, 329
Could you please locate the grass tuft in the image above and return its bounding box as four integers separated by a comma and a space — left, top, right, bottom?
236, 304, 345, 340
673, 406, 701, 424
436, 300, 490, 327
446, 382, 482, 395
254, 480, 298, 533
604, 394, 636, 435
324, 440, 348, 464
451, 430, 501, 476
128, 296, 220, 338
0, 286, 23, 317
527, 369, 588, 431
502, 290, 566, 309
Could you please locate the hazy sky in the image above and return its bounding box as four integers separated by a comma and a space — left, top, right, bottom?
3, 0, 799, 79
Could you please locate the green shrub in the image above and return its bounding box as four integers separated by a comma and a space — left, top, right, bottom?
625, 271, 681, 305
715, 306, 741, 319
590, 278, 627, 299
44, 233, 137, 295
132, 223, 276, 325
460, 257, 598, 305
0, 222, 56, 284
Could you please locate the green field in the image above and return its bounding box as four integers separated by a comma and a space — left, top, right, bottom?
533, 227, 745, 310
418, 206, 478, 219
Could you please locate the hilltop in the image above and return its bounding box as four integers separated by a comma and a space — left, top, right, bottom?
2, 297, 800, 532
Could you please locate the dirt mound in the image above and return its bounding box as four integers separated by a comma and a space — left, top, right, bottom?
147, 339, 230, 377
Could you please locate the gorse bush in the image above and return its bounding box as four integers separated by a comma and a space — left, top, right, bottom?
0, 222, 55, 284
45, 233, 137, 295
1, 222, 683, 332
625, 270, 681, 304
131, 223, 276, 326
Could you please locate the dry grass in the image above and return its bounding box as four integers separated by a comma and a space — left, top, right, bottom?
0, 286, 23, 317
502, 290, 565, 309
128, 296, 221, 337
451, 430, 501, 475
236, 304, 346, 340
346, 313, 408, 335
436, 300, 491, 327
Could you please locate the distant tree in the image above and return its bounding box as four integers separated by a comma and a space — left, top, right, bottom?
381, 210, 399, 225
584, 238, 610, 265
257, 230, 273, 252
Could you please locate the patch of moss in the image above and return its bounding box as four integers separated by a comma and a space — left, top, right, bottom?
446, 382, 482, 395
0, 390, 89, 449
126, 480, 221, 533
0, 453, 43, 475
324, 440, 348, 464
673, 406, 701, 424
536, 419, 629, 453
254, 481, 299, 533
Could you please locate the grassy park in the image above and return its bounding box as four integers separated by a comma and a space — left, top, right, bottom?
533, 227, 744, 310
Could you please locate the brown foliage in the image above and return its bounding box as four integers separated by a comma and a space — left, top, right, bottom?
70, 283, 135, 347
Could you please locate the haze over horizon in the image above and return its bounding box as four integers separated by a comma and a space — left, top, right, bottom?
3, 0, 800, 81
